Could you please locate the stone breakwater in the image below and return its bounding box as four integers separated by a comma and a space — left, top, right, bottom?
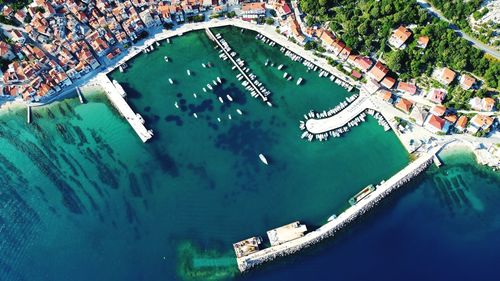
237, 146, 440, 272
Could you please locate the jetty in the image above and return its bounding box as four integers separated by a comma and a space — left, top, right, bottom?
76, 87, 84, 104
234, 145, 443, 272
205, 28, 268, 102
27, 105, 31, 124
97, 74, 153, 142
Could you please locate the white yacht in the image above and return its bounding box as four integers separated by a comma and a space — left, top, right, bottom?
259, 154, 268, 165
236, 109, 243, 115
168, 78, 174, 84
187, 69, 191, 76
297, 77, 303, 85
226, 95, 233, 102
217, 77, 222, 83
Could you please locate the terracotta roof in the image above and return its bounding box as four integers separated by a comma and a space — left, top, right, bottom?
397, 81, 417, 95
319, 30, 335, 46
440, 67, 456, 85
395, 98, 413, 113
431, 105, 446, 116
417, 36, 429, 48
428, 114, 445, 130
242, 2, 266, 12
377, 89, 392, 101
351, 70, 362, 79
470, 114, 494, 129
368, 61, 388, 82
482, 97, 495, 111
381, 76, 396, 89
456, 115, 468, 129
459, 74, 476, 90
444, 114, 458, 124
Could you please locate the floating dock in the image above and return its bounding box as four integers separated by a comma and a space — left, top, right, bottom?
234, 145, 443, 272
205, 28, 268, 102
97, 74, 153, 142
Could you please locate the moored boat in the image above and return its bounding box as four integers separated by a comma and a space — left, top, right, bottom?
349, 185, 376, 206
259, 154, 268, 165
187, 69, 191, 76
169, 78, 174, 84
297, 77, 303, 85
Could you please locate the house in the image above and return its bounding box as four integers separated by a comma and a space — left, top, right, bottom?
455, 115, 468, 132
241, 3, 266, 21
430, 105, 446, 117
331, 39, 345, 56
368, 61, 388, 82
381, 76, 396, 89
388, 26, 411, 49
0, 41, 15, 60
377, 89, 393, 103
417, 36, 429, 49
397, 81, 417, 95
288, 15, 306, 44
425, 114, 449, 133
467, 114, 494, 134
437, 67, 456, 85
469, 97, 496, 111
427, 89, 447, 104
410, 105, 429, 126
275, 1, 292, 19
395, 98, 413, 114
339, 47, 351, 61
317, 29, 336, 51
347, 55, 372, 72
351, 70, 362, 80
459, 74, 476, 90
444, 114, 458, 124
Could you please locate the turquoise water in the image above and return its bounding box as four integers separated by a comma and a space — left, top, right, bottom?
0, 27, 497, 281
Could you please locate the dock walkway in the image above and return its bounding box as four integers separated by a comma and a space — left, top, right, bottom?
97, 74, 153, 142
205, 28, 268, 102
236, 145, 443, 271
305, 93, 374, 134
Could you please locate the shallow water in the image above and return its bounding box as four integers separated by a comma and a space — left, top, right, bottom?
0, 27, 497, 281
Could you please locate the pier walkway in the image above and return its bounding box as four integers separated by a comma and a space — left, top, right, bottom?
205, 28, 268, 102
97, 74, 153, 142
305, 92, 374, 134
236, 144, 443, 271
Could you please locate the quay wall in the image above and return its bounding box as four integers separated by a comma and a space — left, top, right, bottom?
237, 146, 441, 272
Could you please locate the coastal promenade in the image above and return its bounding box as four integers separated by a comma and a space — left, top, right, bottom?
236, 144, 443, 272
96, 74, 153, 142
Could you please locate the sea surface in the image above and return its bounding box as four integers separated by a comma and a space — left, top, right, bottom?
0, 27, 498, 281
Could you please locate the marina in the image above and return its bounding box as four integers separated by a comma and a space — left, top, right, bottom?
205, 28, 271, 102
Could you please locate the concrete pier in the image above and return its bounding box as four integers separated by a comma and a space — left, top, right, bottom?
27, 105, 31, 124
235, 145, 443, 272
76, 87, 85, 104
205, 28, 268, 102
97, 74, 153, 142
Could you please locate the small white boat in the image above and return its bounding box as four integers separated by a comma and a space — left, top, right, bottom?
218, 96, 224, 103
217, 77, 222, 83
193, 93, 197, 98
169, 78, 174, 84
277, 64, 283, 70
327, 214, 337, 222
164, 56, 169, 62
217, 117, 222, 122
213, 80, 217, 86
228, 114, 232, 120
119, 65, 124, 73
187, 69, 191, 76
265, 59, 269, 66
207, 84, 213, 90
203, 87, 207, 92
226, 95, 233, 102
297, 77, 303, 85
174, 102, 179, 108
259, 154, 268, 165
202, 63, 207, 68
266, 101, 273, 107
283, 72, 288, 79
236, 109, 243, 115
167, 38, 171, 44
193, 113, 198, 118
156, 42, 160, 47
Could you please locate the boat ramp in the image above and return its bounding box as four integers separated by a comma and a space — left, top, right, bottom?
234, 145, 443, 272
97, 74, 153, 143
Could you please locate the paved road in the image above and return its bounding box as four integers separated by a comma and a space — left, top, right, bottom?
416, 0, 500, 60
